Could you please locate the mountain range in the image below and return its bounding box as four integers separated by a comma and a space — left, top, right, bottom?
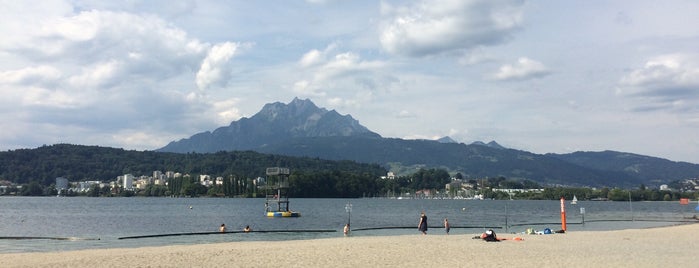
158, 98, 699, 188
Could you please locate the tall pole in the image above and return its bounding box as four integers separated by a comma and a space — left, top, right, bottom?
345, 202, 352, 226
629, 191, 634, 221
505, 192, 513, 233
560, 197, 567, 232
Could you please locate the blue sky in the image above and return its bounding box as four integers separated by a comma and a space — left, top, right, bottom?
1, 0, 698, 163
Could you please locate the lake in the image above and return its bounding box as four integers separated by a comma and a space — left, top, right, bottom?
1, 197, 697, 253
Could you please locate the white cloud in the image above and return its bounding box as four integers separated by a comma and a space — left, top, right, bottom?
299, 49, 324, 67
68, 60, 123, 89
0, 0, 73, 49
11, 10, 206, 65
491, 57, 550, 81
395, 110, 416, 119
211, 98, 243, 125
298, 43, 339, 67
293, 47, 390, 101
617, 54, 699, 112
1, 1, 699, 164
380, 0, 524, 57
457, 48, 495, 65
110, 130, 169, 151
619, 54, 699, 90
21, 86, 82, 109
196, 42, 240, 90
0, 6, 234, 150
0, 65, 62, 86
293, 79, 324, 97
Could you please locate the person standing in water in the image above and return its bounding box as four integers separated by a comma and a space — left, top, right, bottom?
418, 212, 428, 235
443, 218, 450, 235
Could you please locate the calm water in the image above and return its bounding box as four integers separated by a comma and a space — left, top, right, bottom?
1, 197, 697, 253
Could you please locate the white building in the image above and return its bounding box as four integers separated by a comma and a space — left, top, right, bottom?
123, 174, 134, 190
55, 177, 69, 191
381, 172, 396, 180
77, 181, 101, 192
200, 175, 212, 186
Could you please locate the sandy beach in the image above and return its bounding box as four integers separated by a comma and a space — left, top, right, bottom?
3, 223, 698, 268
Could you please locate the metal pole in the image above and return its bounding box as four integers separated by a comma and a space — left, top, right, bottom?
629, 191, 634, 221
506, 192, 514, 232
345, 202, 352, 226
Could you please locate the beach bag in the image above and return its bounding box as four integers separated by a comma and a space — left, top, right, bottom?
543, 228, 552, 234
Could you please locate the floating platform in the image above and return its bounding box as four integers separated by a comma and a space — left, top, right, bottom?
266, 211, 301, 217
264, 167, 301, 217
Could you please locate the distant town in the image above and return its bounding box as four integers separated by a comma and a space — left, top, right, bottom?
1, 169, 698, 202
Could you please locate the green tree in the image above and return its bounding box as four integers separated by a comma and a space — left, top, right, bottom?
88, 184, 101, 197
607, 188, 629, 201
20, 182, 44, 196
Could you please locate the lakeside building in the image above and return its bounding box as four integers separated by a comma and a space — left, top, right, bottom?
55, 177, 69, 192
122, 174, 134, 190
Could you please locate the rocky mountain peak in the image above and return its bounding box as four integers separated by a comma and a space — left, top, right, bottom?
158, 98, 379, 153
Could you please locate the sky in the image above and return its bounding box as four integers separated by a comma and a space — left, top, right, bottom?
1, 0, 698, 164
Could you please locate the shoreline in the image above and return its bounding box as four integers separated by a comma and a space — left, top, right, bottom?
2, 223, 698, 268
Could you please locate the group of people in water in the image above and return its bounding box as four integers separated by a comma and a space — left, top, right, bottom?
219, 224, 252, 233
217, 211, 500, 241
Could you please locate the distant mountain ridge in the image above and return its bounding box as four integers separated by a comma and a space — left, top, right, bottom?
159, 98, 380, 153
158, 98, 699, 187
548, 151, 699, 186
470, 140, 506, 149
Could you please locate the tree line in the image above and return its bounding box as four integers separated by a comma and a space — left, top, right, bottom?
2, 144, 697, 200
5, 170, 697, 202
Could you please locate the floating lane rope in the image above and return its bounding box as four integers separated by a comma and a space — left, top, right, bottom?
350, 226, 503, 232
0, 236, 100, 241
118, 229, 336, 240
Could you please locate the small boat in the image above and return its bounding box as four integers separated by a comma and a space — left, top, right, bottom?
571, 195, 578, 205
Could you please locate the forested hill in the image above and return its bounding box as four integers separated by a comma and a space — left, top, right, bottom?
0, 144, 387, 186
154, 98, 699, 188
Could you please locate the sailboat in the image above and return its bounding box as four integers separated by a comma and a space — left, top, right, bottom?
571, 195, 578, 205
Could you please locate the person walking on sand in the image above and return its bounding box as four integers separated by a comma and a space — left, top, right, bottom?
418, 212, 428, 235
444, 218, 450, 235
